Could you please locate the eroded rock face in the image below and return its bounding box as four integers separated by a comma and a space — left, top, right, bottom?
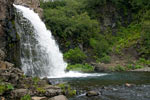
0, 0, 21, 67
0, 0, 15, 49
14, 0, 43, 18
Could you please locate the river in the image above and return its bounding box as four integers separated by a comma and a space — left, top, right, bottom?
49, 72, 150, 100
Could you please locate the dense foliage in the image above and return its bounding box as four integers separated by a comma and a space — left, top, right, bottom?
41, 0, 150, 70
66, 63, 94, 72
64, 47, 87, 64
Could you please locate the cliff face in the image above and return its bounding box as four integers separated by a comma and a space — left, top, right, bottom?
0, 0, 21, 67
14, 0, 43, 18
0, 0, 15, 50
0, 0, 43, 67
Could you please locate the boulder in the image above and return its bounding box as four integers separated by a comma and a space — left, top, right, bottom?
32, 96, 47, 100
0, 61, 7, 69
125, 83, 134, 87
48, 95, 68, 100
0, 61, 14, 70
0, 97, 5, 100
86, 91, 99, 97
11, 89, 31, 98
92, 63, 108, 72
45, 88, 62, 97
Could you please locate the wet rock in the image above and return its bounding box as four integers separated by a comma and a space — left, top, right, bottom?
32, 96, 47, 100
43, 77, 51, 85
45, 88, 62, 97
0, 49, 5, 60
48, 95, 68, 100
86, 91, 99, 97
112, 88, 118, 91
125, 83, 134, 87
11, 89, 31, 99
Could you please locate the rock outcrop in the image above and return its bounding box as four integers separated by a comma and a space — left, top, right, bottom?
0, 63, 63, 100
86, 91, 100, 97
0, 0, 15, 50
14, 0, 43, 18
0, 0, 20, 67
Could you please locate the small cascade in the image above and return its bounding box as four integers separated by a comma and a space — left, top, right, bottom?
14, 5, 67, 78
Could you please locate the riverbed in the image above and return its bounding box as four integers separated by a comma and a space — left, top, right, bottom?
49, 72, 150, 100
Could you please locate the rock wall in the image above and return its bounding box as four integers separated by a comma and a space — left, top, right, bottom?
0, 0, 43, 67
14, 0, 43, 18
0, 0, 14, 50
0, 0, 21, 67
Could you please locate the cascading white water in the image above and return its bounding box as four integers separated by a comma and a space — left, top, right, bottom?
14, 5, 67, 77
14, 5, 108, 78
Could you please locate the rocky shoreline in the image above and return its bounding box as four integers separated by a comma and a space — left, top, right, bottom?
0, 49, 68, 100
70, 84, 150, 100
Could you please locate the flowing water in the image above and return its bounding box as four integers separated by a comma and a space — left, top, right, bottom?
14, 5, 67, 77
49, 72, 150, 100
14, 5, 106, 78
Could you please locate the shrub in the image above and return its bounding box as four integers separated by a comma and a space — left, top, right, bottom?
89, 37, 109, 58
0, 84, 6, 94
126, 64, 135, 70
36, 87, 46, 93
99, 55, 111, 64
32, 77, 40, 85
134, 65, 144, 69
7, 84, 14, 90
21, 94, 31, 100
66, 63, 94, 72
58, 83, 76, 97
114, 65, 126, 71
64, 47, 87, 64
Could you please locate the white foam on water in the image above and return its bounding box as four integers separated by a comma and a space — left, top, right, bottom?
48, 71, 108, 78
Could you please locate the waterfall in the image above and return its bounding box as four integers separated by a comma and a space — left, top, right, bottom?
14, 5, 67, 78
14, 5, 107, 78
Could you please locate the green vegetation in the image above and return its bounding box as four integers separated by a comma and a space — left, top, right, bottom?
7, 84, 14, 90
36, 87, 46, 93
64, 47, 87, 64
32, 77, 40, 85
41, 0, 150, 70
21, 94, 31, 100
114, 65, 126, 72
58, 83, 76, 97
66, 63, 94, 72
99, 55, 111, 64
0, 84, 6, 94
0, 83, 14, 95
